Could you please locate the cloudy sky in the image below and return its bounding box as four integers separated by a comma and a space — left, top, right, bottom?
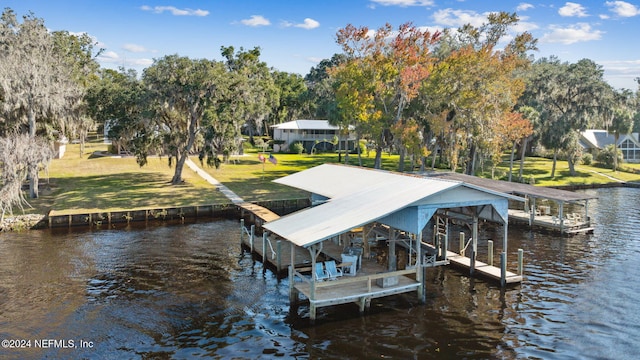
4, 0, 640, 89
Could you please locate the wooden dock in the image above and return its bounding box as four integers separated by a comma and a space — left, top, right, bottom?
446, 251, 522, 284
508, 209, 594, 235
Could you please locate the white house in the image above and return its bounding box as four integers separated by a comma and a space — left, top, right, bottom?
271, 119, 356, 153
579, 129, 640, 163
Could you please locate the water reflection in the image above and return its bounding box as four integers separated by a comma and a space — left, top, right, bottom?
1, 187, 639, 359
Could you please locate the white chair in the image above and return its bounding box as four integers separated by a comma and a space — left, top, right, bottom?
341, 254, 358, 276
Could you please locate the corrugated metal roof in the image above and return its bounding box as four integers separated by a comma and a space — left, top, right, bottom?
425, 172, 598, 202
271, 119, 338, 130
264, 168, 460, 247
264, 164, 521, 248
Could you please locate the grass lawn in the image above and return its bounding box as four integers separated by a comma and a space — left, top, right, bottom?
194, 149, 403, 202
491, 156, 640, 186
31, 141, 228, 216
20, 140, 640, 217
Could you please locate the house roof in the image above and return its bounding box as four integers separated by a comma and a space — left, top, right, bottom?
271, 119, 340, 131
263, 164, 520, 248
580, 129, 640, 149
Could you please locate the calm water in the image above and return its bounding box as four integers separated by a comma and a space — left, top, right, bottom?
0, 187, 638, 359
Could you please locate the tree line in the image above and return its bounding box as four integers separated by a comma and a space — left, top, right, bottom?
1, 8, 639, 221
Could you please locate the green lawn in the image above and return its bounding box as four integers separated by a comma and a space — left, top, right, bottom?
33, 142, 228, 216
24, 142, 640, 216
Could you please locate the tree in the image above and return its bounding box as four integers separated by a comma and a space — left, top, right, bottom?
85, 68, 148, 155
524, 57, 610, 177
0, 134, 53, 222
0, 9, 84, 198
221, 46, 278, 145
271, 71, 307, 128
331, 22, 441, 170
303, 54, 346, 119
515, 105, 540, 180
52, 30, 102, 155
496, 112, 533, 181
423, 12, 536, 175
142, 55, 226, 184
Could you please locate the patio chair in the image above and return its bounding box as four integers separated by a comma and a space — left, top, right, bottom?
324, 260, 343, 280
314, 263, 329, 281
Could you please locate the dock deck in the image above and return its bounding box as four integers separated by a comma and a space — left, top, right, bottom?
508, 209, 594, 234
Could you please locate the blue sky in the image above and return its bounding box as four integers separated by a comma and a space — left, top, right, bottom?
4, 0, 640, 90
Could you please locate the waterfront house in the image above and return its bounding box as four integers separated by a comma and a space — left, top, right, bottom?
271, 119, 356, 153
579, 129, 640, 163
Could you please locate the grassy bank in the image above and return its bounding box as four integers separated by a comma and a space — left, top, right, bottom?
21, 141, 640, 217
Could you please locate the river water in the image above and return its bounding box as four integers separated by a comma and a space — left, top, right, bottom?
0, 187, 638, 359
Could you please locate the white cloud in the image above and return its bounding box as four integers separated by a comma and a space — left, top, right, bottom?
605, 1, 640, 17
432, 8, 488, 28
128, 58, 154, 67
541, 23, 603, 44
558, 2, 589, 17
240, 15, 271, 27
96, 50, 153, 68
516, 3, 534, 12
140, 5, 209, 16
122, 44, 148, 53
599, 59, 640, 89
370, 0, 434, 6
97, 51, 120, 63
282, 18, 320, 30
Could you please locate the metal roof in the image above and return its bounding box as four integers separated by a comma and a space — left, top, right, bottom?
271, 120, 339, 131
424, 172, 597, 202
264, 164, 519, 248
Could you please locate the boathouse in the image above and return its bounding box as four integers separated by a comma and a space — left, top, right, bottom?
424, 172, 597, 235
262, 164, 523, 321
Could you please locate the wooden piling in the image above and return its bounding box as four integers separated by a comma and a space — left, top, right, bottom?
518, 249, 524, 276
488, 240, 494, 266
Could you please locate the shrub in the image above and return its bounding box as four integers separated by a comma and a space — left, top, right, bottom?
595, 144, 623, 169
581, 153, 593, 166
289, 142, 304, 154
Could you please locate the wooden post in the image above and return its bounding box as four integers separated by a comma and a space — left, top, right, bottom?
443, 232, 448, 261
503, 222, 508, 259
250, 225, 255, 253
288, 264, 296, 304
276, 240, 282, 273
470, 214, 478, 275
417, 230, 425, 303
488, 240, 494, 266
518, 248, 524, 276
500, 252, 507, 287
529, 197, 536, 226
389, 228, 396, 271
459, 232, 465, 255
262, 232, 268, 264
289, 242, 297, 304
240, 219, 244, 246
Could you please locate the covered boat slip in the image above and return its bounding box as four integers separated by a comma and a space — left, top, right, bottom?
263, 164, 524, 320
425, 172, 597, 235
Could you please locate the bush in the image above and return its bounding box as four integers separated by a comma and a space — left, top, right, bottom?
581, 153, 593, 166
595, 144, 623, 169
289, 142, 304, 154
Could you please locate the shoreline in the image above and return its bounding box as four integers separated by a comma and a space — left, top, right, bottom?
1, 181, 638, 233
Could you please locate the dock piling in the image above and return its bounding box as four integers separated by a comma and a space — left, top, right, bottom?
262, 232, 268, 265
518, 249, 524, 276
488, 240, 494, 266
500, 252, 507, 287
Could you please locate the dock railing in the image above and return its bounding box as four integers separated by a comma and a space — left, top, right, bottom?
292, 266, 418, 301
